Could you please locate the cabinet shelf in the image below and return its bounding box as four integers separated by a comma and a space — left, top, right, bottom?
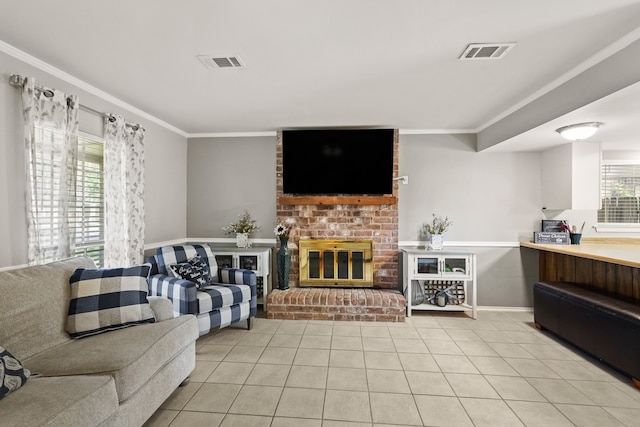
402, 249, 477, 319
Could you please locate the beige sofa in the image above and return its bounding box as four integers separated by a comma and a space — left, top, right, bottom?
0, 256, 199, 426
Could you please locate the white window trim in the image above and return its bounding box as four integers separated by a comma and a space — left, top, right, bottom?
597, 155, 640, 232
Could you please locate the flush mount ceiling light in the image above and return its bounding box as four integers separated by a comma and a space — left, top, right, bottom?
555, 122, 604, 141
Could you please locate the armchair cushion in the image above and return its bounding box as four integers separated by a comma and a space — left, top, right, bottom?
197, 284, 251, 314
149, 267, 256, 316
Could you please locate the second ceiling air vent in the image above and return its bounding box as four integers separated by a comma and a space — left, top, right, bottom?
197, 55, 245, 69
459, 43, 515, 60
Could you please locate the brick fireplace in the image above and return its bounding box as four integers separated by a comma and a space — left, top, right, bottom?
266, 130, 405, 321
274, 129, 399, 290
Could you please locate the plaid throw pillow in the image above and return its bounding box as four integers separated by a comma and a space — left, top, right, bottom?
66, 264, 156, 339
169, 255, 211, 289
1, 346, 31, 400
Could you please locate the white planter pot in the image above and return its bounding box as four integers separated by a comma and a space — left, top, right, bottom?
236, 233, 250, 248
430, 234, 444, 250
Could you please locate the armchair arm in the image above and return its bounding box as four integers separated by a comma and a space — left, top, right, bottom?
216, 268, 258, 316
148, 274, 199, 315
216, 267, 257, 287
147, 296, 175, 321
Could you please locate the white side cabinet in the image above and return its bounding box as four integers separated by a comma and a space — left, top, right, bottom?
402, 249, 477, 319
207, 244, 273, 311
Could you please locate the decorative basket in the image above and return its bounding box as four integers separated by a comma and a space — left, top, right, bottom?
424, 280, 465, 306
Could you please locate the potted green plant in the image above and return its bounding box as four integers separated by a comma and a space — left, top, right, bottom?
423, 214, 452, 250
222, 211, 260, 248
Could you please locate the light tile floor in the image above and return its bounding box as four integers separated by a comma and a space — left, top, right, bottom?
144, 311, 640, 427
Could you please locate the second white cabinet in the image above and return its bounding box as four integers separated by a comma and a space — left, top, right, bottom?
403, 249, 477, 319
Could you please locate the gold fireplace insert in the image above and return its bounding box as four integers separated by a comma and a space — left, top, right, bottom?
298, 239, 373, 287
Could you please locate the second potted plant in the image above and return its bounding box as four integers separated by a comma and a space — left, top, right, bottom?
222, 211, 260, 248
423, 214, 453, 250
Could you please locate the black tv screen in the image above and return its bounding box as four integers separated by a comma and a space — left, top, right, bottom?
282, 129, 394, 195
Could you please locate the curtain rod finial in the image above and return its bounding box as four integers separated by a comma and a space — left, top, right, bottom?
9, 74, 25, 87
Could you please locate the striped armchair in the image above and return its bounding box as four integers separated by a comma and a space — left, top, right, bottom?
146, 244, 257, 336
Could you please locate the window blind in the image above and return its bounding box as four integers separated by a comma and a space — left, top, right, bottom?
598, 164, 640, 224
72, 134, 105, 267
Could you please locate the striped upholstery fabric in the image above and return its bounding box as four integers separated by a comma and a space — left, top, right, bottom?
66, 264, 156, 338
147, 245, 257, 335
196, 301, 251, 334
156, 244, 218, 279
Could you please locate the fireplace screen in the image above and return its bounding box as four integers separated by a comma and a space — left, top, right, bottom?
299, 240, 373, 287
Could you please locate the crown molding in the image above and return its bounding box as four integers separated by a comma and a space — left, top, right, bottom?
188, 131, 278, 138
0, 39, 188, 138
399, 129, 476, 135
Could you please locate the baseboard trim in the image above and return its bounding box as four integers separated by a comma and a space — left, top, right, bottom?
477, 306, 533, 312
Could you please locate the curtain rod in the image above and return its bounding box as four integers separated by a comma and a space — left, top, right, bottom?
8, 74, 144, 131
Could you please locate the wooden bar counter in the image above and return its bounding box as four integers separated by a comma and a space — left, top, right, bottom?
521, 238, 640, 302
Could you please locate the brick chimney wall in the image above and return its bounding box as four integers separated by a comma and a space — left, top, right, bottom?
275, 130, 399, 290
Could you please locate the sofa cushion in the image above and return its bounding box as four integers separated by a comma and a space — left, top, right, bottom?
0, 375, 117, 427
0, 256, 96, 361
197, 284, 252, 314
66, 264, 156, 338
24, 315, 198, 402
0, 346, 31, 400
169, 255, 211, 289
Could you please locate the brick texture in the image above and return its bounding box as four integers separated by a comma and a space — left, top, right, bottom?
266, 288, 406, 322
276, 130, 399, 289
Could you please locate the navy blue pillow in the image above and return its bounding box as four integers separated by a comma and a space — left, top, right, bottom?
169, 255, 211, 289
1, 346, 31, 400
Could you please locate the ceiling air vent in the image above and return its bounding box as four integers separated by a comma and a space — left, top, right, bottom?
459, 43, 515, 60
197, 55, 245, 69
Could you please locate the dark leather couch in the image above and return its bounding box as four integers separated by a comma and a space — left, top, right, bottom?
533, 281, 640, 387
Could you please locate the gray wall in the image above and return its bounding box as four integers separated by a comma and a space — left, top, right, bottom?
0, 51, 188, 268
187, 133, 542, 307
398, 134, 542, 307
398, 134, 542, 242
187, 136, 277, 239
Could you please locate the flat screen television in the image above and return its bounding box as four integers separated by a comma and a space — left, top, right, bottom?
282, 128, 394, 195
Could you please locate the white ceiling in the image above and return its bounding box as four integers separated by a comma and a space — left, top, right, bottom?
1, 0, 640, 149
485, 80, 640, 152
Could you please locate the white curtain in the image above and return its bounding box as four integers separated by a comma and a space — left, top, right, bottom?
103, 114, 145, 267
21, 77, 79, 265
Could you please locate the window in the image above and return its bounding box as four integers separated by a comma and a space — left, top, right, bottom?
72, 133, 105, 267
29, 125, 105, 266
598, 160, 640, 225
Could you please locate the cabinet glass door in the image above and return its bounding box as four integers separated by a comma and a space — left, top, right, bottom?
239, 255, 259, 272
415, 257, 439, 275
442, 256, 469, 276
215, 254, 233, 268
